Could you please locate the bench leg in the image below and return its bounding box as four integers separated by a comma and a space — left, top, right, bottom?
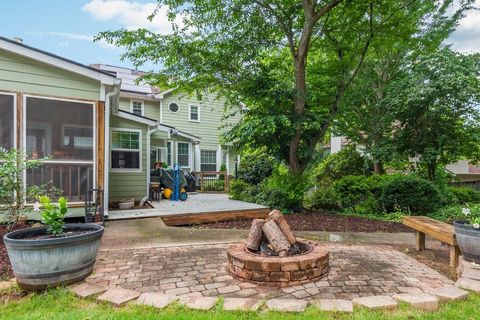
416, 231, 425, 251
450, 245, 460, 268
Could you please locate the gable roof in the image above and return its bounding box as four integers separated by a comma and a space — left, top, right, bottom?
0, 36, 120, 86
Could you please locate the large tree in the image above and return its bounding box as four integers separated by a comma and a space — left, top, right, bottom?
392, 49, 480, 181
333, 1, 474, 174
99, 0, 461, 176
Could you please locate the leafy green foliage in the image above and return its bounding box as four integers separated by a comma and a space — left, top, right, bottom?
448, 186, 480, 205
0, 149, 44, 229
312, 146, 372, 186
378, 175, 442, 214
333, 176, 371, 213
392, 49, 480, 181
237, 150, 275, 185
38, 196, 68, 236
304, 186, 340, 211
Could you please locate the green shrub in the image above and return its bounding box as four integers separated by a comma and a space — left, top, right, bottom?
228, 179, 250, 200
238, 150, 275, 185
312, 146, 372, 186
428, 204, 464, 222
333, 175, 372, 212
379, 175, 442, 214
305, 186, 340, 211
448, 186, 480, 204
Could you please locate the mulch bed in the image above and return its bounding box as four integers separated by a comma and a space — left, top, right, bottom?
0, 223, 28, 280
193, 211, 413, 233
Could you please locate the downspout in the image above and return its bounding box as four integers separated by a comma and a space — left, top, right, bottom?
103, 85, 120, 218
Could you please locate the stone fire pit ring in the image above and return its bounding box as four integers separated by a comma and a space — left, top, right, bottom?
227, 240, 329, 287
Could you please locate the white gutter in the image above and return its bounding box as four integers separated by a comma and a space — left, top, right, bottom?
103, 85, 120, 218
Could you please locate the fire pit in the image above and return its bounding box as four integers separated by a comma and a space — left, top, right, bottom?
227, 210, 329, 287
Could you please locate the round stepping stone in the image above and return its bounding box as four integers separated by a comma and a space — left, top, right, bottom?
429, 286, 469, 302
313, 299, 353, 313
223, 298, 262, 311
135, 292, 177, 308
97, 288, 140, 306
0, 281, 16, 291
180, 295, 217, 310
393, 293, 438, 311
352, 296, 397, 310
266, 299, 308, 313
70, 283, 107, 298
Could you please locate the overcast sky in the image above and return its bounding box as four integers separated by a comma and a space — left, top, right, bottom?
0, 0, 479, 71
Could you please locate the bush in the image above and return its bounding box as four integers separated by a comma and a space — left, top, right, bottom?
428, 204, 464, 222
305, 186, 340, 211
448, 186, 480, 204
228, 179, 250, 200
312, 146, 372, 186
238, 150, 275, 185
333, 175, 372, 213
379, 175, 442, 214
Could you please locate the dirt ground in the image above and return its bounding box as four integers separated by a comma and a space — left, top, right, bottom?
194, 211, 412, 233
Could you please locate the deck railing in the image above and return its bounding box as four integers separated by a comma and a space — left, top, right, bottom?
193, 171, 230, 192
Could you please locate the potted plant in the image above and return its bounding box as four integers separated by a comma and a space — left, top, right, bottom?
454, 205, 480, 263
3, 196, 104, 290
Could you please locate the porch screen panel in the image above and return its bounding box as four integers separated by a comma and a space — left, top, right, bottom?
25, 97, 94, 202
0, 94, 15, 150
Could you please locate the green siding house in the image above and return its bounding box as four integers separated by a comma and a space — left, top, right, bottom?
0, 37, 241, 217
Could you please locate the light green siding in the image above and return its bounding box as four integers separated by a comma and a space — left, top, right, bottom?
161, 92, 241, 173
109, 115, 149, 202
118, 97, 159, 121
0, 49, 100, 100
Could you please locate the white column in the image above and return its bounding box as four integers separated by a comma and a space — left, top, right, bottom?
217, 145, 222, 171
194, 144, 201, 172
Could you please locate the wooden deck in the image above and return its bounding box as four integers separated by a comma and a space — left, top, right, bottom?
161, 207, 270, 226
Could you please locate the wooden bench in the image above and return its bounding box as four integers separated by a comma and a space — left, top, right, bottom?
403, 216, 460, 268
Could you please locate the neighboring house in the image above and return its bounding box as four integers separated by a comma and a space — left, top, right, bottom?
0, 37, 241, 217
330, 135, 480, 182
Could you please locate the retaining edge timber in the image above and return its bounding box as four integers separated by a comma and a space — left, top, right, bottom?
161, 208, 270, 226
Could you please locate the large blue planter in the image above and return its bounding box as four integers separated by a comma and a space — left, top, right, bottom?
454, 220, 480, 263
3, 223, 104, 290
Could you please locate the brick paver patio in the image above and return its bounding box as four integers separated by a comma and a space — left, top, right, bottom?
86, 243, 454, 301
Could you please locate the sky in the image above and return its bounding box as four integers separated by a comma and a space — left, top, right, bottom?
0, 0, 479, 71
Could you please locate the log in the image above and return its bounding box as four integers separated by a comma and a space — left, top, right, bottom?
246, 219, 265, 251
269, 210, 296, 245
262, 219, 291, 255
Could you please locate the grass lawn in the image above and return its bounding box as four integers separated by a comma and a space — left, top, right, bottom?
1, 288, 479, 319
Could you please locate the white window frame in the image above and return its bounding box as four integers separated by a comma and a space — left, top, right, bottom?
176, 141, 192, 168
151, 146, 168, 163
0, 92, 16, 150
200, 149, 217, 172
130, 99, 144, 116
110, 127, 142, 173
166, 140, 173, 167
188, 104, 200, 122
23, 94, 96, 205
168, 102, 180, 113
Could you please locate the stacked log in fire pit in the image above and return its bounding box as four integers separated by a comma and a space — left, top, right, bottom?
227, 210, 330, 287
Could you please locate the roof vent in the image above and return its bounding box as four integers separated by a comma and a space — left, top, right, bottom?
13, 37, 23, 43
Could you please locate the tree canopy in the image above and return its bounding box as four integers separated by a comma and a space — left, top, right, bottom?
98, 0, 476, 176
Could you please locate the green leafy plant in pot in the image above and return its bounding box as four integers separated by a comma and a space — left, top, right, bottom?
454, 205, 480, 263
35, 196, 68, 236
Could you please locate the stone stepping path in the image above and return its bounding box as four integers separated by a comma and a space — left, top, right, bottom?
455, 256, 480, 294
65, 281, 471, 315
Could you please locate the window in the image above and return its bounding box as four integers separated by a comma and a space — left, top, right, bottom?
111, 129, 141, 171
131, 100, 143, 116
0, 93, 15, 150
177, 142, 190, 167
151, 147, 167, 167
189, 105, 200, 122
25, 96, 95, 202
168, 103, 179, 113
201, 150, 217, 172
167, 141, 172, 167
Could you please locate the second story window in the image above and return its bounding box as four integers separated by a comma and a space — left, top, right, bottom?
131, 100, 143, 116
189, 105, 200, 122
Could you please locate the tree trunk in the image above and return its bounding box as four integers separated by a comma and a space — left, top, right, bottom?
246, 219, 265, 251
262, 219, 291, 256
268, 210, 296, 245
373, 160, 384, 174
